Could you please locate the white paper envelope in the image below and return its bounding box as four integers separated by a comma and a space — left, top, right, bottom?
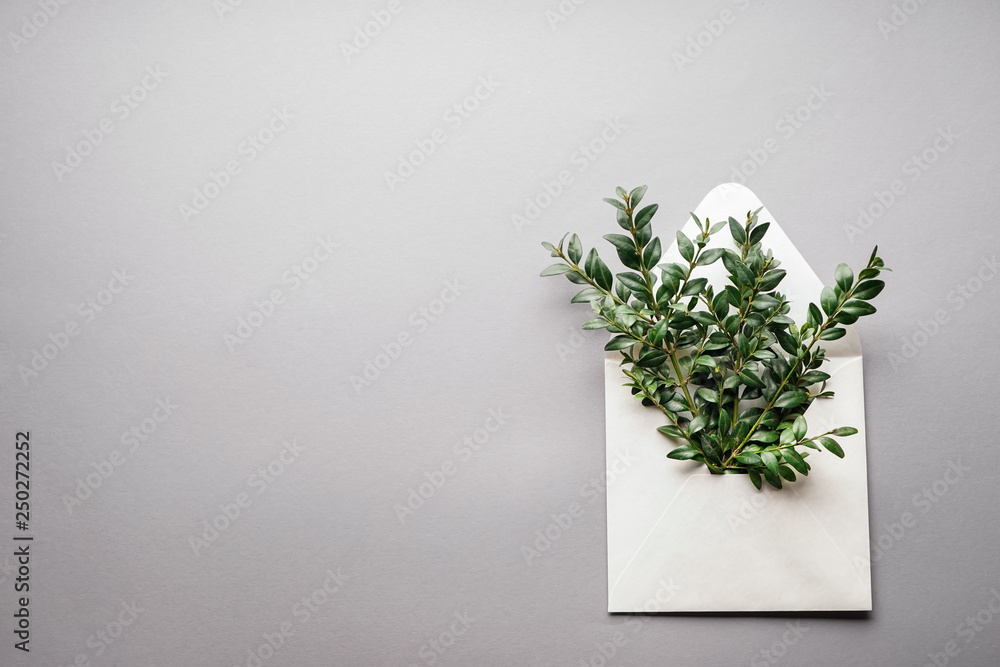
605, 183, 872, 612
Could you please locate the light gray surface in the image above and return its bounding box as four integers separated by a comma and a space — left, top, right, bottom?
1, 1, 998, 665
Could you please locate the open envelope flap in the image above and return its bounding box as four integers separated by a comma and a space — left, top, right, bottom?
605, 183, 872, 612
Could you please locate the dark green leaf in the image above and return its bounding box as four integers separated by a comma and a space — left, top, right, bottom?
697, 248, 725, 266
818, 327, 846, 340
605, 336, 636, 351
657, 425, 683, 438
636, 348, 667, 368
750, 429, 779, 443
777, 465, 796, 482
759, 269, 786, 291
629, 185, 647, 207
820, 286, 838, 316
749, 469, 763, 490
603, 234, 633, 253
676, 231, 694, 262
590, 253, 613, 291
616, 246, 643, 271
736, 453, 762, 465
643, 237, 662, 268
760, 450, 779, 476
681, 277, 708, 297
688, 413, 709, 435
729, 216, 747, 244
819, 437, 845, 458
853, 280, 885, 300
635, 204, 658, 229
783, 448, 809, 475
748, 222, 770, 245
835, 263, 854, 292
841, 300, 877, 316
739, 369, 765, 389
831, 427, 858, 437
603, 197, 626, 211
800, 370, 830, 384
763, 467, 782, 489
697, 387, 719, 404
667, 446, 700, 460
581, 317, 608, 330
773, 391, 808, 408
792, 415, 807, 440
616, 272, 647, 293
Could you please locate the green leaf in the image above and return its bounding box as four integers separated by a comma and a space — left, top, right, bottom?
752, 294, 780, 310
835, 263, 854, 292
616, 208, 631, 230
841, 300, 877, 316
688, 413, 709, 435
602, 197, 626, 211
696, 387, 719, 404
736, 452, 762, 466
820, 286, 838, 316
819, 437, 845, 458
783, 448, 809, 475
568, 234, 583, 264
800, 370, 831, 384
760, 450, 779, 476
676, 231, 694, 262
615, 186, 627, 199
636, 348, 667, 368
831, 427, 858, 437
540, 263, 572, 276
681, 277, 708, 297
750, 429, 779, 443
635, 204, 658, 229
643, 237, 662, 268
628, 185, 647, 207
657, 425, 683, 438
728, 216, 747, 244
616, 272, 647, 293
748, 222, 770, 245
853, 280, 885, 300
649, 318, 669, 345
739, 369, 765, 389
777, 465, 796, 482
773, 391, 808, 409
616, 246, 643, 271
694, 355, 717, 370
605, 336, 636, 351
791, 415, 807, 440
581, 317, 608, 330
697, 248, 725, 266
570, 288, 603, 303
749, 469, 763, 490
759, 269, 786, 291
586, 249, 613, 291
763, 467, 782, 489
818, 327, 846, 340
667, 446, 700, 460
603, 234, 633, 253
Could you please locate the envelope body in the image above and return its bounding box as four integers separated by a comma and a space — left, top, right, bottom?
605, 183, 873, 612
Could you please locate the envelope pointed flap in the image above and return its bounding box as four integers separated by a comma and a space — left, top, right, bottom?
661, 183, 861, 360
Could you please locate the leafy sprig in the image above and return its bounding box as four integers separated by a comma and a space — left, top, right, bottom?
540, 186, 889, 489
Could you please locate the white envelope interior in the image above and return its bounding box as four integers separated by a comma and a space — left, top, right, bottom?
605, 183, 872, 612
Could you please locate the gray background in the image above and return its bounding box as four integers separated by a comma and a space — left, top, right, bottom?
1, 0, 998, 665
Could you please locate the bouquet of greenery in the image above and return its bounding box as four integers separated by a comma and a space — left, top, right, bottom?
540, 186, 888, 489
